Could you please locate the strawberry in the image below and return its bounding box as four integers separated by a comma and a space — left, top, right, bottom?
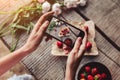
84, 26, 89, 33
80, 73, 85, 78
101, 73, 107, 79
63, 46, 72, 54
85, 66, 91, 73
45, 35, 52, 42
86, 41, 92, 51
64, 38, 73, 46
91, 68, 98, 75
56, 41, 63, 48
87, 75, 94, 80
94, 74, 101, 80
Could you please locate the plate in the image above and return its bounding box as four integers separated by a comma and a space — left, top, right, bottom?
51, 21, 98, 56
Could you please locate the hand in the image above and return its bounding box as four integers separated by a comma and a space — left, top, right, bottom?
65, 29, 87, 80
67, 32, 87, 69
22, 11, 54, 53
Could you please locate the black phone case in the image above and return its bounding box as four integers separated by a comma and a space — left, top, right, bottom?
46, 16, 85, 48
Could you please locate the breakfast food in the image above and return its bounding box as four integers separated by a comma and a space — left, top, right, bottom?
86, 41, 92, 51
79, 66, 108, 80
51, 20, 98, 56
58, 27, 70, 37
56, 41, 63, 48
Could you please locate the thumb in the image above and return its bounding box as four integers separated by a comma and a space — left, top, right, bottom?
72, 37, 82, 53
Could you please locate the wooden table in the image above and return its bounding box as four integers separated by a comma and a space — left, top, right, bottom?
1, 0, 120, 80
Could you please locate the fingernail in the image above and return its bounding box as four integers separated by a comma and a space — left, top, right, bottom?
45, 20, 49, 24
78, 37, 82, 41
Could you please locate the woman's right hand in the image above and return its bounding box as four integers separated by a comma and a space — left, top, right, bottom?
65, 29, 87, 80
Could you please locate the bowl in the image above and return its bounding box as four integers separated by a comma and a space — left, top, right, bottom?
77, 62, 112, 80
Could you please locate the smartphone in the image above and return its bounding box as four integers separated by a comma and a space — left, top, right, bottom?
46, 16, 85, 48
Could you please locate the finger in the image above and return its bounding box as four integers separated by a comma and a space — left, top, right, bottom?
71, 37, 82, 54
37, 20, 49, 38
41, 11, 54, 21
36, 11, 54, 27
32, 11, 54, 34
82, 28, 88, 46
78, 29, 87, 56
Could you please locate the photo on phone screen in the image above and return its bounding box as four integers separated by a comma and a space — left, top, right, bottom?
46, 16, 84, 48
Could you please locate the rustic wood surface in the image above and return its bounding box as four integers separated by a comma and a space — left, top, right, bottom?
76, 0, 120, 48
0, 0, 120, 80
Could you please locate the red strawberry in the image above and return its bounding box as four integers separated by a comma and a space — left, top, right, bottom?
45, 35, 52, 42
101, 73, 107, 79
56, 41, 63, 48
80, 73, 85, 78
63, 46, 72, 54
94, 74, 101, 80
84, 26, 89, 33
64, 38, 73, 46
85, 66, 91, 73
91, 68, 98, 75
87, 75, 94, 80
86, 41, 92, 51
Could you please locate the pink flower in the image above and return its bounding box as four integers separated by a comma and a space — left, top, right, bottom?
38, 0, 45, 3
42, 1, 51, 13
52, 3, 62, 16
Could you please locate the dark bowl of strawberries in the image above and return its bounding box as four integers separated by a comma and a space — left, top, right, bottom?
78, 62, 112, 80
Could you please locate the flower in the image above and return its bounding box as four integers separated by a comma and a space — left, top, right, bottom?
64, 0, 79, 8
78, 0, 88, 6
42, 1, 51, 13
52, 3, 62, 16
52, 3, 61, 9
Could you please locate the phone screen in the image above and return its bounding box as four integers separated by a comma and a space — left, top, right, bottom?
46, 16, 84, 48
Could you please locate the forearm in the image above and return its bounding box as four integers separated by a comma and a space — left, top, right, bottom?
65, 64, 77, 80
65, 54, 84, 80
0, 46, 29, 76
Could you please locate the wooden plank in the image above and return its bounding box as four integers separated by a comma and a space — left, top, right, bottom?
111, 0, 120, 7
76, 0, 120, 47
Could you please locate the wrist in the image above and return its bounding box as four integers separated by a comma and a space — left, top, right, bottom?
65, 65, 77, 80
17, 45, 32, 55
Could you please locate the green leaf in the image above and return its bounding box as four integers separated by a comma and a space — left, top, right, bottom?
36, 3, 42, 9
27, 22, 34, 34
0, 0, 42, 50
10, 39, 19, 52
16, 25, 28, 30
48, 21, 56, 31
84, 72, 88, 77
12, 9, 24, 23
23, 13, 30, 18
